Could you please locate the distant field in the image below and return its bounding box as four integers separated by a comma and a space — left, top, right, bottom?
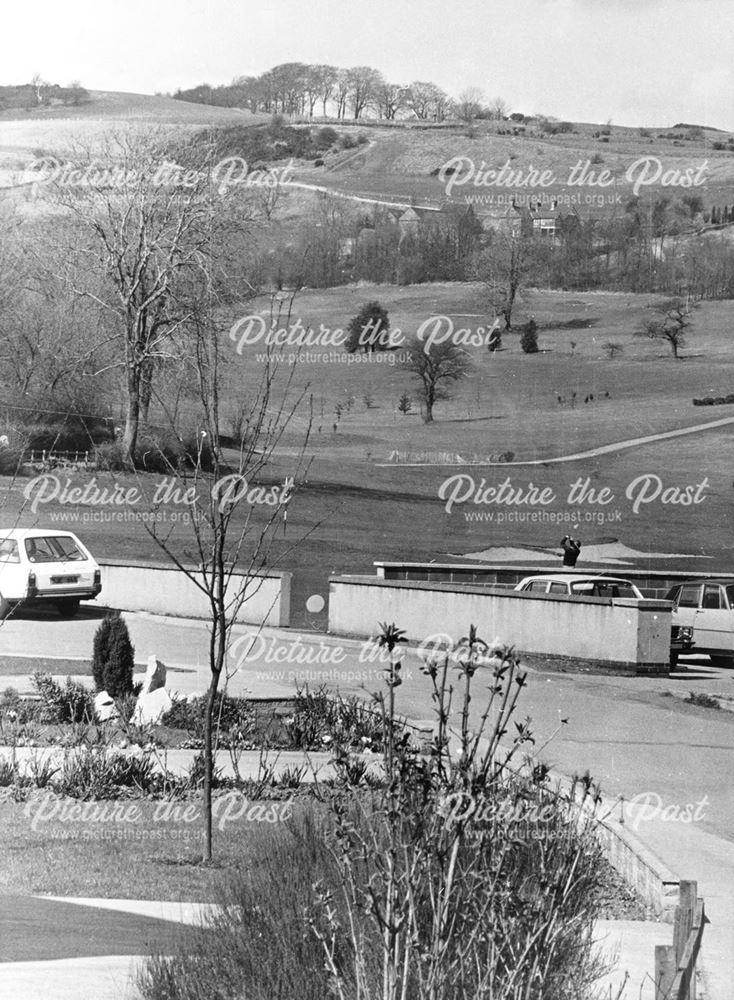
2, 283, 733, 628
0, 90, 264, 175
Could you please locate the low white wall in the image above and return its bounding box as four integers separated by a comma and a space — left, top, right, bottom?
92, 561, 291, 627
329, 576, 671, 672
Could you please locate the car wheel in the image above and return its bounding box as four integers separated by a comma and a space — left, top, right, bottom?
55, 597, 80, 619
669, 651, 679, 670
0, 595, 13, 620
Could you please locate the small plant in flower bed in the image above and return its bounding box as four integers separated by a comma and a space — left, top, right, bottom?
161, 693, 258, 748
54, 748, 163, 799
31, 672, 95, 724
284, 685, 400, 751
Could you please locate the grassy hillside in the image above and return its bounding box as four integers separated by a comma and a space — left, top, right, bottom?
0, 91, 265, 175
290, 121, 734, 210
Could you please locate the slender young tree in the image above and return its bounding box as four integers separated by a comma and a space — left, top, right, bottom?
143, 291, 313, 862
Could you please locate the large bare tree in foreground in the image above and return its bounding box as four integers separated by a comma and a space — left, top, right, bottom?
41, 130, 262, 466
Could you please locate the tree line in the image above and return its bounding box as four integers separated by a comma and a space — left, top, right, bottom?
173, 62, 509, 123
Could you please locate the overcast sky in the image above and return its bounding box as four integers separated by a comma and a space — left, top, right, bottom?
4, 0, 733, 129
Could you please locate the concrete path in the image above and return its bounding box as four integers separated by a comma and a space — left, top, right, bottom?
373, 413, 734, 466
0, 898, 217, 1000
0, 899, 667, 1000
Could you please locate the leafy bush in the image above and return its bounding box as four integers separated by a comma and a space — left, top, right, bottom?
94, 441, 127, 470
92, 613, 135, 698
133, 429, 215, 473
132, 430, 185, 473
179, 430, 216, 471
0, 444, 23, 476
161, 693, 254, 743
21, 403, 114, 454
139, 811, 362, 1000
32, 673, 95, 724
316, 126, 338, 147
685, 691, 720, 709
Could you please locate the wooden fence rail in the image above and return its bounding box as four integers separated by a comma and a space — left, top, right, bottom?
655, 880, 706, 1000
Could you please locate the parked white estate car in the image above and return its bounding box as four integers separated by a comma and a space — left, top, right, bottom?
665, 579, 734, 667
0, 529, 101, 620
516, 573, 694, 666
514, 574, 645, 599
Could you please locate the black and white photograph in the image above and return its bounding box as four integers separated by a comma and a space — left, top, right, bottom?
0, 1, 733, 997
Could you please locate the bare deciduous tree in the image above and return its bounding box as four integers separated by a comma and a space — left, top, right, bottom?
43, 130, 264, 466
144, 292, 313, 861
639, 297, 696, 360
475, 230, 538, 332
405, 340, 472, 423
456, 87, 484, 126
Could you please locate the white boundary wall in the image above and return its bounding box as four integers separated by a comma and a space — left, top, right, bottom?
92, 561, 291, 627
329, 576, 671, 672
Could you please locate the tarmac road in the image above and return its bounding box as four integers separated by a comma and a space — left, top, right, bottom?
2, 604, 733, 845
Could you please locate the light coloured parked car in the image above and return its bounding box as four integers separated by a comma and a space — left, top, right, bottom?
515, 573, 693, 667
665, 579, 734, 667
0, 529, 101, 620
514, 574, 645, 599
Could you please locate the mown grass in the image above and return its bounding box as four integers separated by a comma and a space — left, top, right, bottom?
2, 283, 733, 632
0, 793, 311, 899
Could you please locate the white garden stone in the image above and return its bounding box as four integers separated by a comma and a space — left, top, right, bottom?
94, 690, 118, 722
132, 687, 172, 726
134, 655, 167, 696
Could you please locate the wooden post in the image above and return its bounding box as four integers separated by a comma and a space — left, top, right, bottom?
674, 881, 696, 959
656, 945, 677, 1000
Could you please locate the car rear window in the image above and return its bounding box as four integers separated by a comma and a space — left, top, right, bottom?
24, 536, 86, 562
594, 582, 637, 598
0, 539, 19, 563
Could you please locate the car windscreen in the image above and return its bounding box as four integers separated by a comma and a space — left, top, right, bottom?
24, 536, 86, 562
0, 538, 19, 563
570, 580, 636, 598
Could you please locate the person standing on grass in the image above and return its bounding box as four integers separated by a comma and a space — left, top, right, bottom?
561, 534, 581, 567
